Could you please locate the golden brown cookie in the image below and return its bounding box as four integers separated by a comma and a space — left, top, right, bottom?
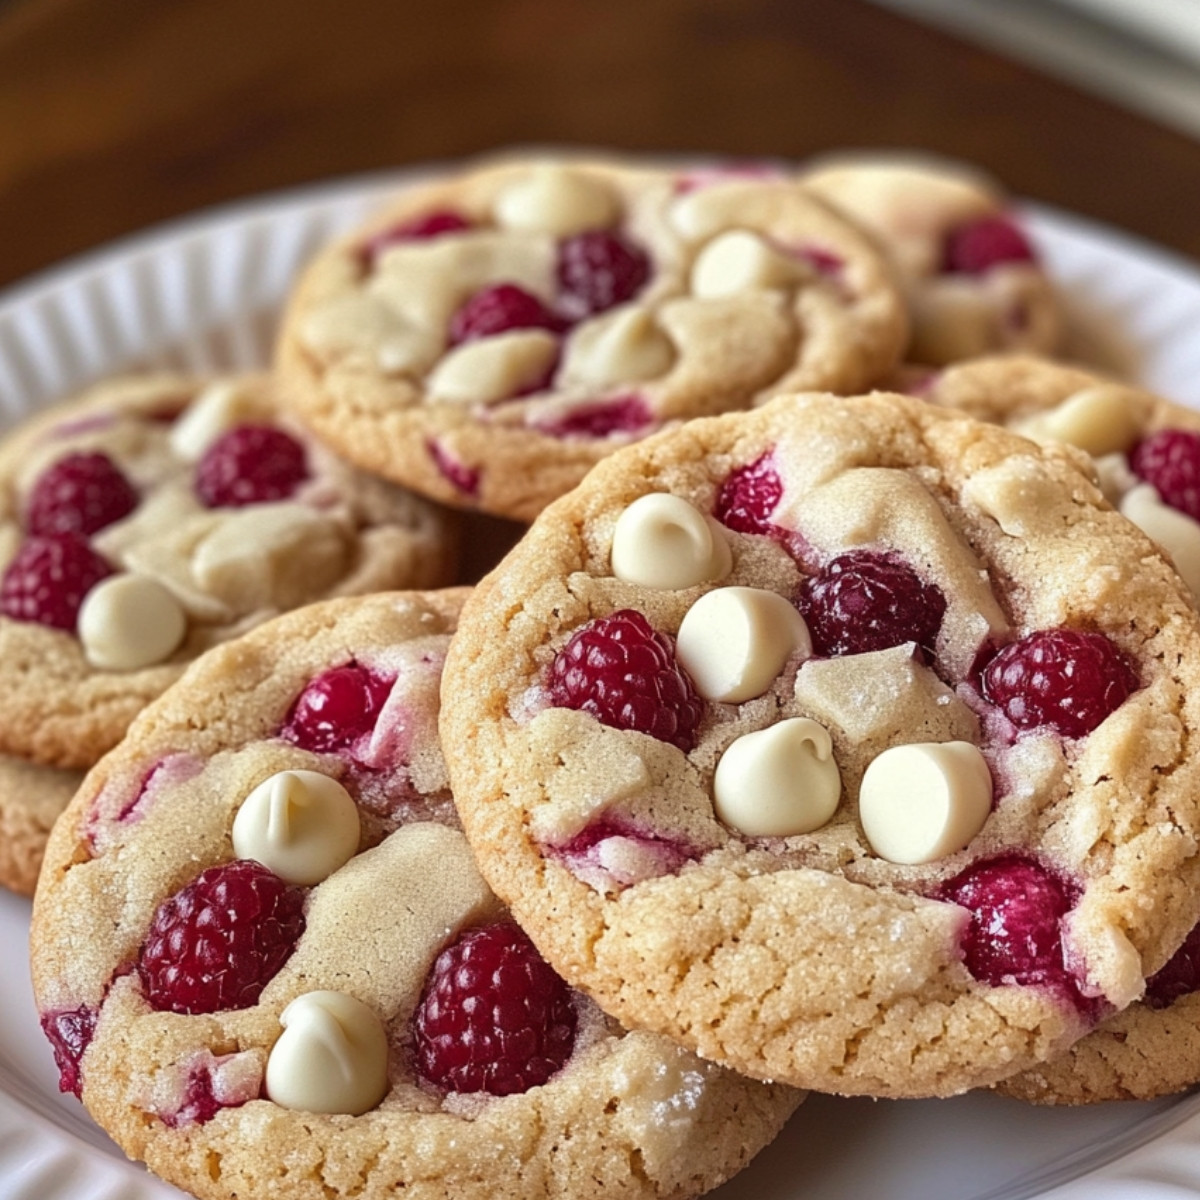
0, 753, 82, 895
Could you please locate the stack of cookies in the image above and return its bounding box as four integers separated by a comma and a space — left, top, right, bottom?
15, 151, 1200, 1200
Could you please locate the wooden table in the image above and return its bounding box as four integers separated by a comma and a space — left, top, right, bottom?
1, 0, 1197, 291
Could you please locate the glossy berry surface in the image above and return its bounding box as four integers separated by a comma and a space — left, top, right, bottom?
942, 215, 1037, 274
26, 451, 138, 537
1129, 428, 1200, 522
413, 923, 577, 1096
714, 453, 783, 536
281, 663, 394, 754
536, 394, 653, 439
448, 283, 563, 345
195, 424, 309, 508
798, 550, 946, 660
40, 1005, 98, 1098
137, 860, 306, 1015
980, 628, 1137, 739
0, 533, 113, 631
1145, 922, 1200, 1010
362, 209, 471, 264
548, 609, 703, 752
556, 230, 651, 320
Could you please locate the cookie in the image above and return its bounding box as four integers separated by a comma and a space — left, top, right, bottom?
440, 389, 1200, 1099
0, 753, 83, 895
29, 591, 801, 1200
275, 154, 909, 521
802, 153, 1063, 365
0, 371, 455, 769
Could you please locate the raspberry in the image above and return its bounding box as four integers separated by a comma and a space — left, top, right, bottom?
448, 283, 563, 345
137, 860, 306, 1014
797, 550, 946, 660
942, 215, 1037, 274
1130, 428, 1200, 522
0, 533, 113, 631
714, 453, 783, 536
281, 663, 394, 754
556, 231, 651, 320
937, 856, 1090, 1012
362, 209, 471, 265
548, 609, 703, 752
25, 451, 137, 537
195, 424, 309, 508
535, 394, 654, 439
426, 439, 481, 497
40, 1005, 98, 1098
1146, 921, 1200, 1010
979, 628, 1137, 739
413, 923, 576, 1096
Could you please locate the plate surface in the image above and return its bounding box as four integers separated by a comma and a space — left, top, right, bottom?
3, 170, 1200, 1200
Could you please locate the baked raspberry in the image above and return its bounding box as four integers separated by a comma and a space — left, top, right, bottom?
413, 922, 577, 1096
548, 609, 703, 752
979, 628, 1137, 739
942, 215, 1036, 274
1130, 429, 1200, 522
448, 283, 564, 345
556, 816, 697, 888
938, 856, 1091, 1012
0, 533, 113, 631
362, 209, 471, 265
426, 439, 481, 497
25, 451, 138, 537
797, 550, 946, 660
137, 860, 306, 1015
1145, 921, 1200, 1010
194, 424, 309, 508
556, 231, 651, 320
281, 663, 394, 754
535, 394, 654, 439
165, 1066, 223, 1128
715, 453, 783, 536
40, 1005, 98, 1098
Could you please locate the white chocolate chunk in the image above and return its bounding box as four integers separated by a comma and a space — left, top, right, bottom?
426, 330, 559, 405
1121, 483, 1200, 597
1094, 451, 1139, 506
77, 574, 187, 671
689, 230, 806, 299
667, 183, 756, 241
610, 494, 732, 590
300, 293, 440, 377
559, 305, 675, 388
963, 455, 1092, 540
169, 381, 257, 461
1014, 385, 1142, 458
232, 770, 360, 885
493, 165, 619, 236
676, 586, 811, 702
713, 718, 841, 836
858, 741, 992, 865
265, 991, 389, 1115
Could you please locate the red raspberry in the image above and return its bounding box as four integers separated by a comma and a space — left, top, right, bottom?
797, 550, 946, 660
137, 860, 306, 1015
0, 533, 113, 631
1146, 921, 1200, 1010
361, 209, 471, 265
535, 394, 653, 439
40, 1005, 98, 1098
979, 628, 1137, 739
448, 283, 563, 345
714, 453, 783, 536
281, 663, 394, 753
413, 923, 577, 1096
556, 231, 651, 320
942, 215, 1037, 274
1130, 428, 1200, 522
195, 424, 309, 508
25, 451, 137, 537
548, 609, 703, 752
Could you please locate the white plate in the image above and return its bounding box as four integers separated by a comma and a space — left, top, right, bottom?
3, 171, 1200, 1200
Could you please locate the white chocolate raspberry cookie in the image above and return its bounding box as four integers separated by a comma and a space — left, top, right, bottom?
0, 753, 83, 895
275, 155, 909, 521
801, 153, 1062, 365
29, 591, 800, 1200
0, 372, 455, 769
441, 390, 1200, 1098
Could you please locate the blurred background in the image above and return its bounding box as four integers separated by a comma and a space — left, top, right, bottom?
2, 0, 1199, 290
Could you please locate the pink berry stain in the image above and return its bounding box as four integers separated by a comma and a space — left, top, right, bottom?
83, 753, 204, 853
941, 215, 1037, 275
552, 816, 698, 891
1145, 921, 1200, 1010
40, 1005, 98, 1098
156, 1049, 264, 1128
361, 209, 472, 267
1130, 428, 1200, 523
426, 439, 481, 497
534, 394, 654, 440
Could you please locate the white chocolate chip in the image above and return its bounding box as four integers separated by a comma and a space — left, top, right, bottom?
300, 293, 440, 377
1014, 385, 1142, 458
168, 381, 255, 461
1094, 452, 1139, 506
676, 586, 811, 702
713, 718, 841, 836
689, 230, 807, 299
610, 494, 732, 590
858, 741, 992, 865
265, 991, 389, 1116
493, 165, 620, 236
426, 330, 559, 405
232, 770, 360, 885
1121, 483, 1200, 596
559, 305, 675, 389
77, 574, 187, 671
